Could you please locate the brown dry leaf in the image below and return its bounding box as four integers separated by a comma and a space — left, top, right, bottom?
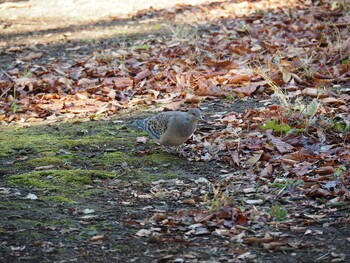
313, 166, 336, 175
231, 151, 240, 166
330, 37, 350, 54
279, 60, 292, 83
282, 150, 317, 162
14, 77, 37, 91
227, 74, 250, 84
51, 99, 64, 110
205, 59, 238, 69
90, 235, 105, 241
59, 77, 72, 90
303, 88, 329, 98
19, 52, 43, 61
290, 226, 307, 233
291, 162, 314, 176
182, 199, 196, 205
266, 131, 294, 153
134, 69, 152, 82
320, 97, 344, 105
76, 91, 90, 100
103, 77, 133, 90
77, 78, 96, 87
246, 151, 263, 167
158, 100, 184, 110
66, 105, 97, 113
262, 241, 288, 250
195, 80, 225, 97
107, 89, 117, 99
184, 94, 207, 103
244, 233, 275, 244
149, 89, 160, 100
260, 163, 273, 177
232, 81, 265, 96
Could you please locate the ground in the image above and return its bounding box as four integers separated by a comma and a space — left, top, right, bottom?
1, 0, 350, 262
1, 105, 349, 262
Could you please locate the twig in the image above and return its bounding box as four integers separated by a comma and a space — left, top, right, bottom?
0, 68, 15, 99
1, 68, 15, 82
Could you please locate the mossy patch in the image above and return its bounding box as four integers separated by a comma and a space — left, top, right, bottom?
0, 121, 138, 175
8, 173, 57, 190
163, 172, 179, 179
12, 219, 43, 228
114, 243, 129, 252
1, 119, 187, 207
7, 169, 117, 203
15, 156, 64, 170
0, 201, 27, 209
42, 195, 75, 204
17, 231, 46, 240
8, 169, 116, 187
143, 152, 180, 165
101, 151, 132, 166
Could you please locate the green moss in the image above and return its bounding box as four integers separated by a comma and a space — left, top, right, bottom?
13, 231, 45, 241
127, 169, 179, 182
8, 173, 58, 190
42, 195, 75, 204
102, 151, 131, 165
1, 118, 186, 209
8, 170, 116, 189
0, 126, 59, 158
7, 169, 116, 205
114, 243, 128, 251
163, 172, 179, 179
143, 152, 180, 165
100, 150, 180, 169
0, 201, 27, 209
50, 219, 76, 227
60, 173, 93, 185
13, 219, 43, 228
29, 232, 45, 240
0, 121, 120, 159
67, 235, 81, 241
17, 156, 63, 169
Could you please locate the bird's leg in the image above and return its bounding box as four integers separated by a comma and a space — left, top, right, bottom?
161, 145, 179, 155
163, 145, 190, 157
178, 146, 188, 157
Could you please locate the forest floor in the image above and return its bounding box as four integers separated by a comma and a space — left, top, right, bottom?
0, 0, 350, 262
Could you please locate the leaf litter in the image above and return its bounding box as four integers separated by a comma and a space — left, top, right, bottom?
0, 0, 350, 262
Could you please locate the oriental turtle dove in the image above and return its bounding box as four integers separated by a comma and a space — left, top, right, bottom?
130, 108, 203, 146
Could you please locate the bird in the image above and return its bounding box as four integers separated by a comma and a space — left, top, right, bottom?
129, 108, 203, 146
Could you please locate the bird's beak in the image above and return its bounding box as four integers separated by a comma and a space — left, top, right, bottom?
199, 116, 206, 122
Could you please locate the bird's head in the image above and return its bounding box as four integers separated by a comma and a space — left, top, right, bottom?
187, 108, 204, 122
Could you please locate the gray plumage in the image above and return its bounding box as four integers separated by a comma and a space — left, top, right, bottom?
130, 108, 202, 146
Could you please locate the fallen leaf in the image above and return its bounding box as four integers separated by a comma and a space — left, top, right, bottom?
90, 235, 105, 241
266, 131, 294, 153
135, 229, 151, 237
19, 52, 43, 61
136, 136, 148, 144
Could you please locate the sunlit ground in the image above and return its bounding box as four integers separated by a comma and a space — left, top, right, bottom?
0, 0, 302, 47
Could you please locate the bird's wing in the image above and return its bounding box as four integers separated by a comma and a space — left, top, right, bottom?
146, 112, 173, 140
